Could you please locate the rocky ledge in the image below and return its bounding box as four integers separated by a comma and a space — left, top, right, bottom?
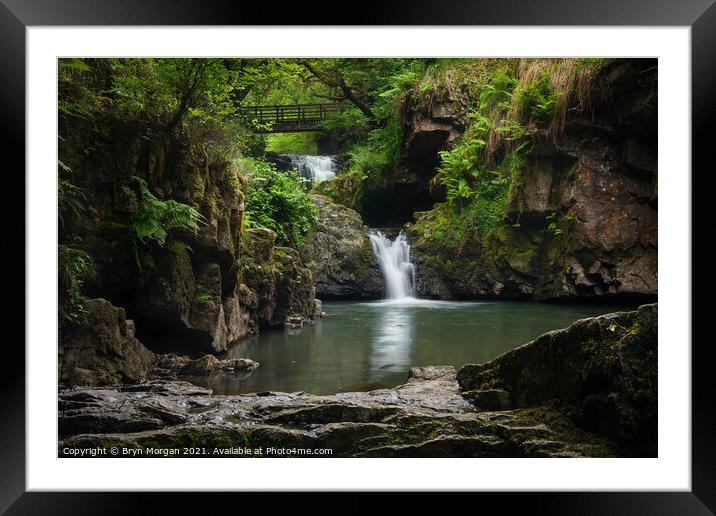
458, 303, 657, 456
58, 305, 655, 458
60, 368, 614, 458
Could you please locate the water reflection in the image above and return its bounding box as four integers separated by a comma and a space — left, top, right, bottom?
368, 305, 413, 379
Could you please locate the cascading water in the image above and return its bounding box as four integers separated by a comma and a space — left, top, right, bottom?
368, 231, 416, 300
286, 155, 336, 182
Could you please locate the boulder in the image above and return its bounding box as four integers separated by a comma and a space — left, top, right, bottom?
303, 195, 383, 299
221, 358, 260, 372
178, 354, 221, 376
462, 389, 513, 411
171, 354, 260, 377
238, 228, 318, 329
59, 298, 155, 386
457, 304, 657, 456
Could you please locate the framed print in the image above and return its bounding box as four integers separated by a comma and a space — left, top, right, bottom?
3, 0, 714, 512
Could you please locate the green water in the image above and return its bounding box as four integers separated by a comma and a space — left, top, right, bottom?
185, 299, 633, 395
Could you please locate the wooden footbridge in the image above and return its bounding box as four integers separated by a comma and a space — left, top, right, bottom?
239, 103, 345, 133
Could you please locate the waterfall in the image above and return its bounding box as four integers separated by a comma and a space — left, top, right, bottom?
286, 155, 336, 182
368, 231, 415, 300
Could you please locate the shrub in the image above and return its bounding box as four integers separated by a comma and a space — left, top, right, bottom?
240, 158, 319, 247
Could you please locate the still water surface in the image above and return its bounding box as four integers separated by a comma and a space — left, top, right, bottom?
185, 299, 633, 395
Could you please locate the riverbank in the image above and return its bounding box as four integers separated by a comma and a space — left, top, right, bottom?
58, 304, 656, 458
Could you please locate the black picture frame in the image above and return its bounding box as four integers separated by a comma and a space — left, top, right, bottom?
3, 0, 713, 512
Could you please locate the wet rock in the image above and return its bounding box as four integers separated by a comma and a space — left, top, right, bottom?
119, 379, 212, 396
58, 298, 155, 387
221, 358, 259, 372
58, 365, 618, 457
457, 304, 657, 456
302, 195, 383, 299
179, 354, 222, 376
176, 354, 260, 376
59, 412, 164, 438
462, 389, 513, 411
136, 399, 188, 425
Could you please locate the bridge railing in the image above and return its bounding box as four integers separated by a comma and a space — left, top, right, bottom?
238, 103, 345, 132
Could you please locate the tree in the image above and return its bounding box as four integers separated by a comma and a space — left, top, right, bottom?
297, 59, 379, 124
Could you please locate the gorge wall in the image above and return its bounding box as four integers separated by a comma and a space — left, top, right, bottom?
59, 116, 319, 384
378, 59, 657, 302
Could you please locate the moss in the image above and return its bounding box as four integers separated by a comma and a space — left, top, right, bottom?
312, 171, 364, 212
581, 337, 619, 371
513, 405, 617, 456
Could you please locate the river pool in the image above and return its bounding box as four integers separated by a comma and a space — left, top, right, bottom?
183, 299, 634, 395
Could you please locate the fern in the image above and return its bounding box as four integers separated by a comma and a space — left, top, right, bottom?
123, 176, 203, 247
58, 245, 95, 323
58, 160, 87, 228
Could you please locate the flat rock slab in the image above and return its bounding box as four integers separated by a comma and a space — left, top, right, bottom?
58, 366, 615, 458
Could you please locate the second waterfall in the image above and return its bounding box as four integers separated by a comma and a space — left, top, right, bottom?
368, 231, 416, 300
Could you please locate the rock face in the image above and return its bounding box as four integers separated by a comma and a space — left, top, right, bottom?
457, 304, 657, 456
58, 366, 615, 458
406, 59, 657, 302
59, 298, 155, 386
402, 94, 467, 189
363, 91, 470, 226
303, 195, 383, 299
60, 118, 318, 359
239, 228, 319, 329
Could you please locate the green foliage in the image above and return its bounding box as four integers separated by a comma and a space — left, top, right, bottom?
58, 245, 94, 323
544, 212, 564, 237
433, 63, 540, 236
265, 132, 318, 155
479, 71, 518, 112
122, 176, 203, 247
514, 71, 561, 125
301, 59, 428, 179
58, 160, 87, 228
193, 283, 214, 305
437, 111, 526, 235
58, 58, 299, 161
318, 107, 370, 149
312, 170, 364, 211
240, 158, 318, 247
538, 210, 578, 240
